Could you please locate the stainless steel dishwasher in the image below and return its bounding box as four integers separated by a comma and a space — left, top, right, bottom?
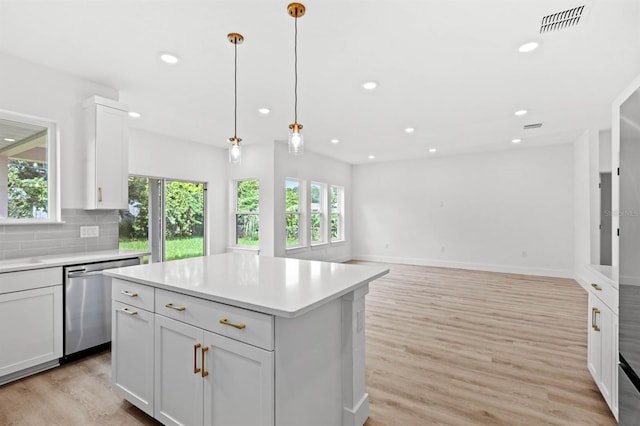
64, 257, 141, 358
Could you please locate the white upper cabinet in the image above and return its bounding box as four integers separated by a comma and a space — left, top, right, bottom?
84, 96, 129, 210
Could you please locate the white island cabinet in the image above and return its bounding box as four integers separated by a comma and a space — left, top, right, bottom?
106, 253, 388, 426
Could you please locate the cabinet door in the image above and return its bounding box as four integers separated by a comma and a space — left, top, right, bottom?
203, 331, 274, 426
599, 304, 614, 405
155, 315, 204, 426
112, 301, 154, 416
0, 285, 62, 378
93, 104, 128, 209
587, 294, 603, 383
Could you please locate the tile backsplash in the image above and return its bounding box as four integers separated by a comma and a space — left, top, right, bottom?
0, 209, 119, 260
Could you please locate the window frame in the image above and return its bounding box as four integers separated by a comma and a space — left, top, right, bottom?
310, 181, 327, 246
330, 185, 345, 243
0, 109, 60, 224
234, 178, 260, 248
285, 178, 305, 249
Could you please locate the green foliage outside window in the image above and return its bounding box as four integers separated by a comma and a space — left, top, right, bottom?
7, 159, 48, 219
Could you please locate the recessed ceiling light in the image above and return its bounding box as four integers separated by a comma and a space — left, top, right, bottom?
512, 138, 522, 144
404, 127, 415, 133
3, 137, 15, 142
128, 111, 141, 118
362, 81, 377, 90
519, 42, 539, 53
330, 139, 340, 144
160, 53, 180, 64
429, 148, 437, 153
514, 109, 528, 116
258, 108, 271, 115
368, 155, 375, 160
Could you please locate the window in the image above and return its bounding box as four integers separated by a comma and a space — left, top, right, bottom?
310, 182, 326, 245
285, 179, 304, 247
0, 113, 59, 222
119, 176, 206, 262
330, 185, 344, 242
235, 179, 259, 246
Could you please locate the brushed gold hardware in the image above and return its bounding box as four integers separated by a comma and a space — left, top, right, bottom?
121, 307, 138, 316
201, 346, 209, 378
121, 290, 138, 297
227, 33, 244, 44
592, 307, 600, 332
287, 2, 306, 18
591, 283, 602, 291
98, 187, 103, 202
165, 303, 186, 312
193, 343, 201, 374
219, 318, 246, 330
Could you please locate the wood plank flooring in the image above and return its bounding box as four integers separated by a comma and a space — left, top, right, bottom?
356, 262, 616, 426
0, 262, 615, 425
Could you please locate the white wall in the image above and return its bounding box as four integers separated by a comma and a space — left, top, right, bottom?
0, 53, 118, 209
128, 128, 227, 255
274, 142, 352, 262
352, 144, 574, 277
600, 130, 613, 173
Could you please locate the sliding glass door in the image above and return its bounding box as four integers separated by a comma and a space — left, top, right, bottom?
119, 176, 206, 262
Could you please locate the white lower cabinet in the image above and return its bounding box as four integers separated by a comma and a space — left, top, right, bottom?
0, 285, 63, 379
587, 289, 618, 419
112, 300, 155, 416
154, 315, 274, 426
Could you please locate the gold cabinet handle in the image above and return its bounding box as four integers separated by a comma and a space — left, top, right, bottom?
193, 343, 201, 374
121, 307, 138, 316
201, 346, 209, 378
98, 187, 103, 202
121, 290, 138, 297
591, 283, 602, 291
165, 303, 186, 312
592, 307, 601, 332
219, 318, 246, 330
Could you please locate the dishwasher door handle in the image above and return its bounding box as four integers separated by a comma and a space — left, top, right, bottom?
67, 270, 104, 279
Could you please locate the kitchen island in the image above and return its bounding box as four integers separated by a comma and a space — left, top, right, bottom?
105, 253, 389, 426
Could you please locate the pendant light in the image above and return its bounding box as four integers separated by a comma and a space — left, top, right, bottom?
287, 3, 305, 155
228, 33, 244, 164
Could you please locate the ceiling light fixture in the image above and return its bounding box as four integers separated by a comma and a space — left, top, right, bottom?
429, 148, 437, 153
3, 137, 16, 142
368, 155, 375, 160
362, 81, 377, 90
128, 111, 141, 118
404, 127, 415, 133
512, 138, 522, 144
331, 139, 340, 144
228, 33, 244, 164
287, 2, 306, 155
258, 108, 271, 115
160, 53, 180, 64
518, 42, 539, 53
514, 109, 528, 116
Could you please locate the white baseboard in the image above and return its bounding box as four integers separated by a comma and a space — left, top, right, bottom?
350, 254, 574, 279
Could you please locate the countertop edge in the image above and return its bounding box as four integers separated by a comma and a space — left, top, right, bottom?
105, 267, 390, 318
0, 250, 150, 274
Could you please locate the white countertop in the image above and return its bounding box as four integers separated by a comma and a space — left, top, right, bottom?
587, 264, 618, 289
105, 253, 389, 318
0, 250, 149, 274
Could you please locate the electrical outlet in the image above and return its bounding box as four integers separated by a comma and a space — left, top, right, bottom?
80, 226, 99, 238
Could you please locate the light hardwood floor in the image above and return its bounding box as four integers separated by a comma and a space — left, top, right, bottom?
0, 263, 615, 425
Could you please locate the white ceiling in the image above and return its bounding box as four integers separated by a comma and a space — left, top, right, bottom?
0, 0, 639, 164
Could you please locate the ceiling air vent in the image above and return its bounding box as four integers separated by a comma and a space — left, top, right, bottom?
540, 5, 586, 33
524, 123, 543, 130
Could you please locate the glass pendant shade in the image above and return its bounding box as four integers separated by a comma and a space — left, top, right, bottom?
288, 123, 304, 154
229, 138, 242, 164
